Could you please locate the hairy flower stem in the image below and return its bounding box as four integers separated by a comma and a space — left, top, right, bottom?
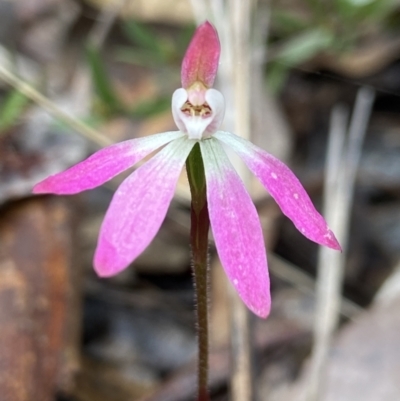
186, 143, 211, 401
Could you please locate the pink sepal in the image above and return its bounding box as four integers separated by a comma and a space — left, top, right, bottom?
215, 131, 341, 251
200, 138, 271, 318
181, 21, 220, 89
32, 132, 183, 195
94, 137, 195, 277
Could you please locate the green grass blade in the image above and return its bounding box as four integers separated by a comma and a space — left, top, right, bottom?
0, 89, 30, 132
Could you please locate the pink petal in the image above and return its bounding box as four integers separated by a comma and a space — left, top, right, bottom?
200, 138, 271, 318
215, 131, 341, 251
94, 137, 195, 277
33, 132, 183, 194
181, 21, 220, 89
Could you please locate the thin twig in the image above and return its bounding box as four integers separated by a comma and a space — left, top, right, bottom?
209, 0, 225, 30
188, 0, 210, 25
304, 87, 375, 401
302, 105, 347, 401
210, 1, 234, 131
227, 2, 254, 401
268, 253, 362, 320
342, 87, 376, 248
88, 0, 128, 50
230, 0, 251, 143
250, 0, 291, 163
0, 65, 112, 147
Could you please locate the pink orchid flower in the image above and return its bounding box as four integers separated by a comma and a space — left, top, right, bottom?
33, 21, 340, 318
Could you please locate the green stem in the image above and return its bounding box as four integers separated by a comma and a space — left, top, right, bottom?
186, 143, 210, 401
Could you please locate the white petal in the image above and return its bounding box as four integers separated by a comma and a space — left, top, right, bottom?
171, 88, 188, 133
182, 114, 214, 140
204, 89, 225, 134
171, 88, 225, 140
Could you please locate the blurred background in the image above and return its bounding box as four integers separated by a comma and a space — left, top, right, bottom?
1, 0, 400, 400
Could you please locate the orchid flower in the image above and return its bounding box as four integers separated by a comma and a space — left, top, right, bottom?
33, 21, 340, 318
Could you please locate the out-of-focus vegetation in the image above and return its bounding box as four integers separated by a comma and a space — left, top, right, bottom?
2, 0, 397, 131
117, 20, 195, 66
86, 20, 194, 120
268, 0, 399, 91
0, 88, 29, 133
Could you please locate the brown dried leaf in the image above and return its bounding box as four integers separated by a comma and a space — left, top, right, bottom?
0, 197, 80, 400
